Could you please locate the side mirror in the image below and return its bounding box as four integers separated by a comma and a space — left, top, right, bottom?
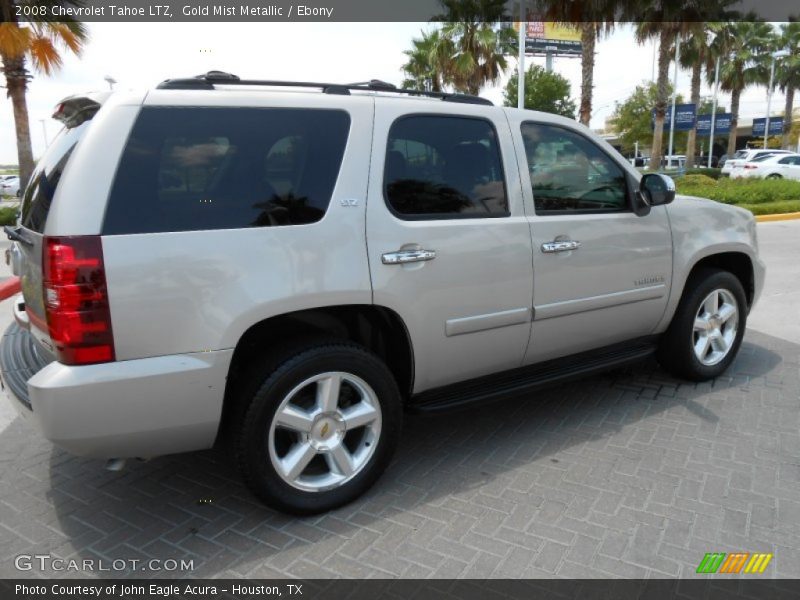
640, 173, 676, 207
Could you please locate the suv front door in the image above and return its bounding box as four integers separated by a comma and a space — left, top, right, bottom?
508, 113, 673, 364
367, 100, 534, 393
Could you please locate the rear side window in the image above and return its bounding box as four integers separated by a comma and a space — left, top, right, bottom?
20, 115, 94, 233
103, 107, 350, 234
384, 115, 508, 218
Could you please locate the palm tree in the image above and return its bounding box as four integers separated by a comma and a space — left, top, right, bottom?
0, 0, 88, 191
575, 22, 613, 126
434, 0, 516, 95
401, 29, 450, 92
678, 24, 710, 168
634, 0, 739, 170
707, 21, 775, 157
635, 22, 688, 170
776, 21, 800, 149
533, 1, 618, 126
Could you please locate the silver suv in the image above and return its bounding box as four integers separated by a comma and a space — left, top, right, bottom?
1, 73, 765, 514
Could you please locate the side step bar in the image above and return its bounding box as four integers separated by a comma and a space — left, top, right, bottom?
408, 337, 659, 413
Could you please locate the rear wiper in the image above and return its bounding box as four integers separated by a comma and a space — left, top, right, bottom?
4, 225, 32, 247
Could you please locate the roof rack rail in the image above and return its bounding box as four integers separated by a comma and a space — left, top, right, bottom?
156, 71, 493, 106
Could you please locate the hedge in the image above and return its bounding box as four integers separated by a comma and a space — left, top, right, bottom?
0, 206, 18, 226
676, 177, 800, 206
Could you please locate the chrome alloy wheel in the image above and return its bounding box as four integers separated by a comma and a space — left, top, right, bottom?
692, 288, 739, 366
268, 372, 382, 492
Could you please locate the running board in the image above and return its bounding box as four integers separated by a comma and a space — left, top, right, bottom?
408, 337, 658, 413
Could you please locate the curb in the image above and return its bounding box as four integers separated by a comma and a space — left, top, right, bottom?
755, 212, 800, 222
0, 276, 20, 302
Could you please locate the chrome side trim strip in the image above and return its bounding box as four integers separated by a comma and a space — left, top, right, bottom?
534, 284, 666, 321
445, 307, 531, 337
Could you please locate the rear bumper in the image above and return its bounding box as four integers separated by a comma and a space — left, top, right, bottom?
0, 323, 232, 458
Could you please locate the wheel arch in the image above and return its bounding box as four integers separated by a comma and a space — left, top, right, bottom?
218, 304, 414, 442
685, 251, 755, 309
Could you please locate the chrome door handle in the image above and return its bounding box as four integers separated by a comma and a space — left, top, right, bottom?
381, 249, 436, 265
541, 240, 581, 253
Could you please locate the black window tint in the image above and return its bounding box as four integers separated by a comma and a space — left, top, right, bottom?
21, 116, 94, 233
385, 115, 508, 218
521, 122, 628, 214
103, 107, 350, 234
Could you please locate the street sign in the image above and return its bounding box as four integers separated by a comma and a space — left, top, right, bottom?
651, 104, 696, 131
752, 117, 784, 137
696, 113, 732, 136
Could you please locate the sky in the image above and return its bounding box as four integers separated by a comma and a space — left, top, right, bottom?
0, 22, 789, 164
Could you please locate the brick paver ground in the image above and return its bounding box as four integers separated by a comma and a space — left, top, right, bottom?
1, 328, 798, 580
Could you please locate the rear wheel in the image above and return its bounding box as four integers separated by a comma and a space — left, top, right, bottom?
234, 343, 402, 514
658, 269, 747, 381
766, 173, 782, 179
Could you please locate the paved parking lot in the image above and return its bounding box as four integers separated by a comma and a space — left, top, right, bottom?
0, 221, 799, 580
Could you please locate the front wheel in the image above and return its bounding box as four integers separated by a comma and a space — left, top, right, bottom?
234, 343, 402, 514
657, 269, 747, 381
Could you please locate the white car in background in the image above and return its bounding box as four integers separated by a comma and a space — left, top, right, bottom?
661, 155, 686, 170
722, 148, 793, 177
732, 153, 800, 180
0, 175, 19, 197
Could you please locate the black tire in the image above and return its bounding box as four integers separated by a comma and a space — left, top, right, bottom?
657, 268, 747, 381
233, 342, 402, 515
766, 173, 782, 179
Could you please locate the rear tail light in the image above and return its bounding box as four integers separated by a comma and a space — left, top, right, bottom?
43, 236, 115, 365
744, 164, 758, 169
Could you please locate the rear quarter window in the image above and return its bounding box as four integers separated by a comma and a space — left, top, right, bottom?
102, 107, 350, 234
20, 115, 94, 233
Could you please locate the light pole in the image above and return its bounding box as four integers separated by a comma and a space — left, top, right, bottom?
38, 119, 48, 147
708, 55, 720, 169
667, 34, 681, 168
517, 1, 525, 110
103, 75, 117, 90
765, 49, 790, 149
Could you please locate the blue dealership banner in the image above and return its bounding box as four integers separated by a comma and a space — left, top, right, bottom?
752, 117, 784, 137
696, 113, 732, 136
651, 104, 696, 131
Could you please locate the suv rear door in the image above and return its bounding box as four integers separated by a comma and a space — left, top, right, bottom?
367, 99, 534, 393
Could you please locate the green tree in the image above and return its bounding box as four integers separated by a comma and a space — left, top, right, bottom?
610, 81, 684, 155
532, 1, 618, 126
708, 20, 776, 157
776, 21, 800, 149
402, 0, 515, 96
503, 64, 576, 118
434, 0, 517, 95
697, 98, 727, 114
401, 29, 450, 92
0, 0, 88, 191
